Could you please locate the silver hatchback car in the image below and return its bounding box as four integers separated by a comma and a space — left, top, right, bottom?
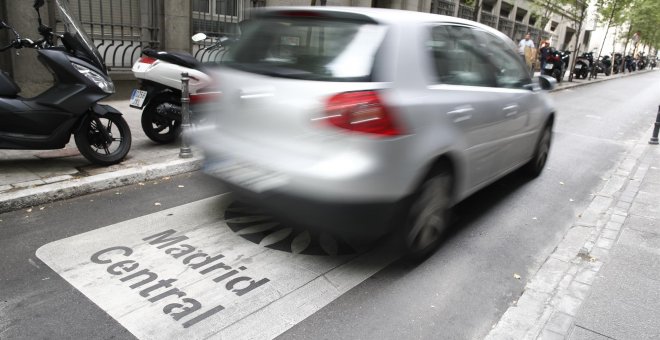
195, 7, 556, 258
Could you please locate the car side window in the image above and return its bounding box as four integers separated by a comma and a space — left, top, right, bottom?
427, 25, 497, 87
470, 29, 531, 89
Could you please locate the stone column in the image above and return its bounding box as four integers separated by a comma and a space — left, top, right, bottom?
6, 1, 52, 96
163, 0, 192, 53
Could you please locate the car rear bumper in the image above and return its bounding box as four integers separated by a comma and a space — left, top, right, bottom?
217, 177, 409, 241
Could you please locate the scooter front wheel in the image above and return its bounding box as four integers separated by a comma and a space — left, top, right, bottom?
142, 99, 181, 144
75, 113, 132, 166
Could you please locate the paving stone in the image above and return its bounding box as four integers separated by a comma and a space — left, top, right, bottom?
12, 179, 46, 189
575, 268, 598, 285
538, 329, 565, 340
610, 214, 627, 224
604, 220, 623, 232
43, 175, 74, 184
600, 229, 619, 240
595, 237, 614, 250
550, 226, 592, 263
599, 175, 626, 197
545, 311, 575, 335
589, 247, 610, 263
567, 280, 591, 301
527, 257, 572, 294
615, 200, 631, 212
577, 197, 614, 227
555, 294, 583, 316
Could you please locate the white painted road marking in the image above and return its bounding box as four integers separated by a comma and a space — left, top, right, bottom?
36, 194, 398, 340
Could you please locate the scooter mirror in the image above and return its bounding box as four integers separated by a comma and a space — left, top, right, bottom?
33, 0, 45, 9
192, 33, 207, 42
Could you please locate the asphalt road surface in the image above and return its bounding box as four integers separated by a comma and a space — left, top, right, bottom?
1, 71, 658, 340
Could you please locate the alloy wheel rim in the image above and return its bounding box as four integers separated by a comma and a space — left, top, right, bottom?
407, 175, 450, 251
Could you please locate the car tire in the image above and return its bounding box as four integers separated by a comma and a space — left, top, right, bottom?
398, 167, 453, 261
524, 123, 552, 178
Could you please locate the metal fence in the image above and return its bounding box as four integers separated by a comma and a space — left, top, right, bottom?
192, 0, 265, 63
430, 0, 456, 16
480, 12, 498, 29
457, 4, 474, 20
498, 18, 514, 37
62, 0, 160, 71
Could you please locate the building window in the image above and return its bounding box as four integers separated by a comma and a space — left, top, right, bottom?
193, 0, 238, 17
193, 0, 240, 37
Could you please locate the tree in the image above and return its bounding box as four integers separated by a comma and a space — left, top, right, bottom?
564, 0, 589, 82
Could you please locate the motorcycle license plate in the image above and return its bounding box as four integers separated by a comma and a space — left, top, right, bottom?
130, 89, 148, 109
575, 64, 582, 69
544, 64, 554, 70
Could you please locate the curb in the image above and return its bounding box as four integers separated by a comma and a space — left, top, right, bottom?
0, 156, 203, 214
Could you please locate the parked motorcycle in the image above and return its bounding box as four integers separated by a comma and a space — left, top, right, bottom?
597, 55, 612, 76
651, 56, 657, 70
130, 33, 228, 144
573, 52, 593, 79
541, 48, 570, 83
612, 53, 623, 74
637, 52, 647, 70
0, 0, 131, 165
625, 54, 636, 72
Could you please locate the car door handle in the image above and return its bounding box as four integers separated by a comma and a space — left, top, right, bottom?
502, 104, 519, 117
447, 105, 474, 123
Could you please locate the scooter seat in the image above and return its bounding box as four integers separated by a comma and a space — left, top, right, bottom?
0, 70, 20, 97
142, 49, 204, 70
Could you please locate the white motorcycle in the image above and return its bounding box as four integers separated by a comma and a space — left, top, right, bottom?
130, 33, 227, 143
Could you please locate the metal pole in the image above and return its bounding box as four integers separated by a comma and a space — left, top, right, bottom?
179, 72, 193, 158
650, 105, 660, 145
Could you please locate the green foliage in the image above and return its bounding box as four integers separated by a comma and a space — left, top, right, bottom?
626, 0, 660, 50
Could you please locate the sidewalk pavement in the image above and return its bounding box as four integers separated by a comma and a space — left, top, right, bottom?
0, 99, 203, 213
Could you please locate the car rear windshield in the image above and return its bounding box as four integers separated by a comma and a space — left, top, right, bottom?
223, 16, 387, 82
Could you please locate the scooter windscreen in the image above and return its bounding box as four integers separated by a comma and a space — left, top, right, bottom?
54, 0, 107, 74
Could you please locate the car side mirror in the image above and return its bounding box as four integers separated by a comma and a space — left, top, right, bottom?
537, 75, 556, 91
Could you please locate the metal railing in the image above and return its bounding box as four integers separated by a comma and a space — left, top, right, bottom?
457, 4, 474, 20
498, 17, 514, 37
430, 0, 456, 16
480, 12, 498, 29
192, 0, 265, 63
62, 0, 160, 71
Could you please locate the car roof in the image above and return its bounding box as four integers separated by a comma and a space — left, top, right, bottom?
254, 6, 513, 43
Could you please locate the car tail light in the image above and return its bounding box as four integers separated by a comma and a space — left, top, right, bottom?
321, 91, 403, 137
138, 56, 157, 64
190, 91, 221, 105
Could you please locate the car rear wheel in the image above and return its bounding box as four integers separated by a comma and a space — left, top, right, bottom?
399, 168, 453, 261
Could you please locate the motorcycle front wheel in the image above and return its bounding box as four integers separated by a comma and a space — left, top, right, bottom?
141, 98, 181, 144
552, 69, 562, 83
75, 113, 132, 166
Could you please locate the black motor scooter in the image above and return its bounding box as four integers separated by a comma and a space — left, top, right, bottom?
541, 48, 570, 83
573, 52, 593, 79
0, 0, 131, 166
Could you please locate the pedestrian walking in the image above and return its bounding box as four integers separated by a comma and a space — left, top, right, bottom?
519, 33, 536, 73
